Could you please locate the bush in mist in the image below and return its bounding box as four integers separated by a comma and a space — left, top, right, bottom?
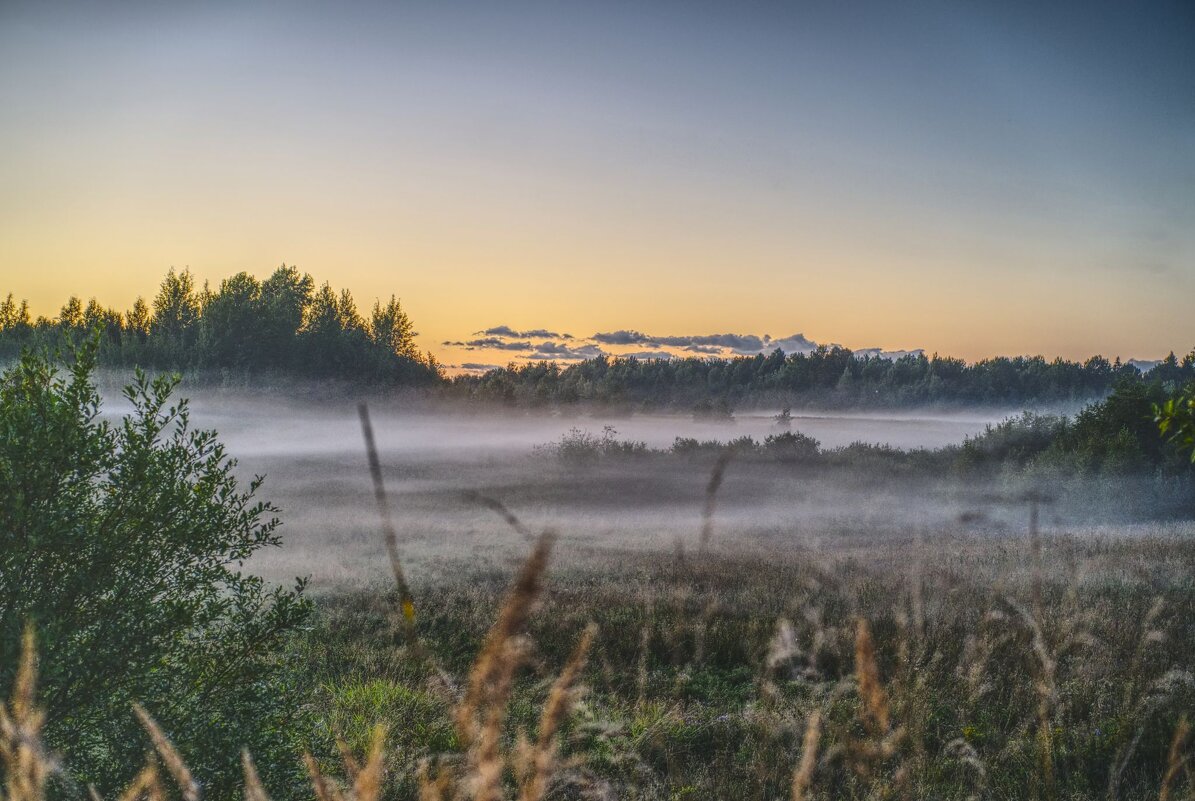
762, 430, 821, 462
0, 340, 312, 797
547, 425, 648, 464
956, 411, 1065, 469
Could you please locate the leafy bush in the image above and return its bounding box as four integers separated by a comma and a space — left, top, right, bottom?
957, 412, 1065, 470
1157, 383, 1195, 463
670, 437, 728, 456
547, 426, 648, 464
762, 430, 820, 462
1033, 381, 1186, 476
0, 340, 312, 797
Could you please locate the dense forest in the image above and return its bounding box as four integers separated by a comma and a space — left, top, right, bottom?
3, 267, 1193, 410
453, 347, 1195, 411
0, 266, 443, 386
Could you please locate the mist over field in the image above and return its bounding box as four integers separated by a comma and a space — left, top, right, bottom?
93, 389, 1186, 592
174, 394, 1006, 458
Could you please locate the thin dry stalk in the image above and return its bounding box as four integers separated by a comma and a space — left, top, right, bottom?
766, 619, 799, 673
635, 621, 651, 707
0, 626, 52, 801
1119, 597, 1167, 715
691, 601, 718, 666
416, 760, 450, 801
334, 739, 361, 786
463, 491, 535, 542
471, 639, 523, 801
352, 725, 387, 801
358, 402, 418, 641
1160, 715, 1191, 801
131, 704, 199, 801
302, 752, 345, 801
791, 711, 821, 801
241, 750, 270, 801
761, 618, 799, 705
1029, 498, 1043, 618
910, 531, 925, 642
854, 619, 890, 735
1009, 600, 1057, 801
944, 738, 988, 801
518, 624, 597, 801
698, 449, 733, 552
455, 532, 555, 744
117, 761, 166, 801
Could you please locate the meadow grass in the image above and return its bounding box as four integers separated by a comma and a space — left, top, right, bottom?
3, 411, 1194, 800
291, 528, 1194, 801
4, 521, 1195, 800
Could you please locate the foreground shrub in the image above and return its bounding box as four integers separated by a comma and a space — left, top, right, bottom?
0, 340, 311, 797
1157, 382, 1195, 463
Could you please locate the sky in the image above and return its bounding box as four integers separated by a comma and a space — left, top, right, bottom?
1, 0, 1192, 369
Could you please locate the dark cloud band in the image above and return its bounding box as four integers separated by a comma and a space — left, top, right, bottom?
477, 325, 573, 340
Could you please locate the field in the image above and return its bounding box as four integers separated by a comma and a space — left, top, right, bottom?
5, 384, 1194, 800
212, 398, 1195, 799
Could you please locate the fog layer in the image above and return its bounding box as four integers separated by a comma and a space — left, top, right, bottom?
101, 392, 1190, 590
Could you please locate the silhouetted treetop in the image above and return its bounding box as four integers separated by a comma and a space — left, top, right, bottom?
0, 265, 442, 387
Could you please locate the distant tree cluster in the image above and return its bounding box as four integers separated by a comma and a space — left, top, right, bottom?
453, 347, 1195, 411
956, 379, 1195, 478
0, 266, 443, 386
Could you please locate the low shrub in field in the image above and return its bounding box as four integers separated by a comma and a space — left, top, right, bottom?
540, 426, 648, 465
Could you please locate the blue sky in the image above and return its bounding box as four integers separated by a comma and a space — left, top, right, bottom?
1, 0, 1192, 366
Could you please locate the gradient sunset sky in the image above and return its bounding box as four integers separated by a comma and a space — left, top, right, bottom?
2, 1, 1192, 368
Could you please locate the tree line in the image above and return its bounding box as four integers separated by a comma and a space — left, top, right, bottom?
453, 347, 1195, 410
0, 266, 443, 386
3, 267, 1192, 410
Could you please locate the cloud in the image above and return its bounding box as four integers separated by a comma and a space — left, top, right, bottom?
592, 330, 820, 355
762, 334, 819, 354
478, 325, 573, 340
1128, 358, 1161, 373
524, 342, 605, 361
592, 330, 648, 345
479, 325, 519, 337
447, 329, 601, 360
453, 324, 922, 364
592, 331, 774, 353
459, 362, 502, 371
443, 337, 534, 351
660, 334, 767, 353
